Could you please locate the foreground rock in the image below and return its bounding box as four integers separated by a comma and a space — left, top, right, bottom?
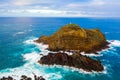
0, 75, 45, 80
39, 53, 104, 72
0, 76, 13, 80
36, 24, 109, 53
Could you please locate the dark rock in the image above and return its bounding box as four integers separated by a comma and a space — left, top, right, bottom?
39, 52, 104, 72
39, 76, 45, 80
0, 75, 45, 80
27, 77, 32, 80
21, 75, 27, 79
0, 76, 13, 80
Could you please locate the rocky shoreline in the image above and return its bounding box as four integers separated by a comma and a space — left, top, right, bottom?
36, 24, 109, 72
0, 74, 45, 80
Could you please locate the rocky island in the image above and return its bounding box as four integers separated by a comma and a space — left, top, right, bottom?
35, 24, 109, 72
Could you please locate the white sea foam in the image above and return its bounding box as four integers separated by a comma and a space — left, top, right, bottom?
23, 38, 109, 74
24, 39, 120, 57
22, 52, 40, 62
0, 38, 62, 79
49, 51, 73, 55
24, 38, 38, 44
24, 38, 49, 55
0, 52, 38, 79
0, 52, 62, 80
41, 64, 107, 75
0, 38, 112, 79
25, 39, 120, 77
76, 40, 117, 57
24, 38, 48, 50
13, 32, 25, 36
84, 40, 120, 56
80, 52, 103, 57
16, 32, 25, 34
109, 40, 120, 47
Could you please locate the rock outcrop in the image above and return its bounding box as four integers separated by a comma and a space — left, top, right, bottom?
36, 24, 108, 72
36, 24, 109, 53
39, 52, 104, 72
0, 75, 45, 80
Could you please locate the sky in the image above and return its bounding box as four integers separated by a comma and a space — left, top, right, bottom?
0, 0, 120, 17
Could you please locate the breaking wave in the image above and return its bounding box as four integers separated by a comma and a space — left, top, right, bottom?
0, 37, 120, 79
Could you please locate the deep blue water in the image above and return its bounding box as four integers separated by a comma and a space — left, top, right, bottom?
0, 17, 120, 80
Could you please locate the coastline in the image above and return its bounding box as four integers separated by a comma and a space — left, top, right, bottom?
27, 38, 106, 72
0, 37, 119, 79
25, 38, 108, 74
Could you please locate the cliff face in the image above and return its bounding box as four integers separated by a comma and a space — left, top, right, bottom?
36, 24, 108, 53
39, 52, 104, 72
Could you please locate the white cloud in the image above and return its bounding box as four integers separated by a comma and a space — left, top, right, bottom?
11, 0, 58, 6
65, 0, 120, 17
12, 0, 32, 6
0, 0, 120, 17
67, 0, 106, 7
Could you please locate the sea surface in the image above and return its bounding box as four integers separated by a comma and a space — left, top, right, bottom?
0, 17, 120, 80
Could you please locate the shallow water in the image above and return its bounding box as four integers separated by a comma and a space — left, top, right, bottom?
0, 17, 120, 80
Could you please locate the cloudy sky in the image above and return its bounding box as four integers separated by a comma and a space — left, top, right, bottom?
0, 0, 120, 17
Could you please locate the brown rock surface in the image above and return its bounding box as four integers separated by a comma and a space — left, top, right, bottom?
35, 24, 109, 53
39, 52, 104, 72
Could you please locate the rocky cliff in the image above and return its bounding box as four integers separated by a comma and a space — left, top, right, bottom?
36, 24, 108, 53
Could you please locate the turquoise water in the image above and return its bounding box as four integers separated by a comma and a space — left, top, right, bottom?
0, 17, 120, 80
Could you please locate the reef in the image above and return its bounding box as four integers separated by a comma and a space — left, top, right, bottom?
36, 24, 109, 72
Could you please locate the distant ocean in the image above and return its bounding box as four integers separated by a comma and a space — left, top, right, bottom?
0, 17, 120, 80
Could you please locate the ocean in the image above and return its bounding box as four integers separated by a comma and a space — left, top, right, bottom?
0, 17, 120, 80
